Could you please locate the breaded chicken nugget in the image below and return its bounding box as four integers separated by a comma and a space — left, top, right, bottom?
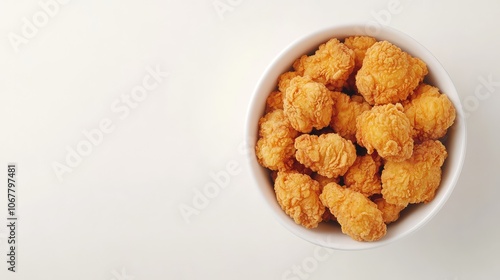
312, 172, 340, 222
295, 133, 357, 178
344, 154, 382, 197
274, 171, 325, 228
373, 196, 406, 224
344, 36, 378, 69
356, 103, 414, 162
356, 41, 428, 105
278, 71, 300, 93
330, 91, 372, 142
381, 140, 448, 207
293, 38, 355, 90
404, 83, 456, 142
312, 173, 341, 190
320, 182, 386, 241
284, 76, 334, 133
265, 90, 284, 113
343, 36, 377, 93
256, 110, 299, 171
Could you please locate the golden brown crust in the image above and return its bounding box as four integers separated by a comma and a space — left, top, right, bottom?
355, 103, 414, 162
284, 76, 334, 133
320, 182, 386, 241
356, 41, 428, 105
256, 110, 299, 171
344, 154, 382, 197
278, 71, 300, 93
265, 90, 284, 113
344, 36, 378, 70
381, 140, 448, 207
274, 171, 325, 228
330, 91, 371, 142
373, 197, 406, 224
295, 38, 355, 90
295, 133, 357, 178
404, 83, 456, 142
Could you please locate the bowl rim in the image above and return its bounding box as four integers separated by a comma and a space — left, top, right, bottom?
244, 22, 467, 250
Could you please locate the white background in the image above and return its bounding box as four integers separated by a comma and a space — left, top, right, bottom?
0, 0, 499, 279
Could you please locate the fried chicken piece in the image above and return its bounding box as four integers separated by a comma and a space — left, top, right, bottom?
356, 40, 428, 105
292, 55, 308, 74
330, 91, 372, 142
278, 71, 300, 93
284, 76, 334, 133
344, 154, 382, 197
256, 110, 299, 171
344, 36, 378, 70
320, 182, 386, 241
404, 83, 456, 142
310, 173, 339, 222
373, 196, 406, 224
295, 133, 357, 178
343, 36, 378, 93
312, 173, 341, 191
265, 90, 284, 113
355, 103, 414, 162
274, 171, 325, 228
381, 140, 448, 207
293, 38, 355, 90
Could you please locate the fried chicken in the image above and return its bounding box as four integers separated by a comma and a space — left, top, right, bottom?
404, 83, 456, 142
283, 76, 334, 133
274, 171, 325, 228
293, 38, 355, 90
355, 103, 414, 162
330, 91, 372, 142
381, 140, 448, 207
320, 182, 386, 241
255, 109, 299, 171
344, 154, 382, 197
356, 40, 428, 105
343, 36, 378, 93
265, 90, 284, 113
344, 36, 378, 70
294, 133, 357, 178
278, 71, 300, 93
373, 196, 406, 224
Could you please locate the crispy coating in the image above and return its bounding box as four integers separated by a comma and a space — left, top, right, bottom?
312, 173, 341, 191
295, 133, 357, 178
265, 90, 284, 113
373, 197, 406, 224
292, 55, 308, 74
293, 38, 355, 90
343, 36, 378, 93
344, 36, 378, 69
320, 182, 386, 241
284, 76, 334, 133
356, 41, 428, 105
344, 154, 382, 197
311, 173, 339, 222
381, 140, 448, 207
256, 110, 299, 171
278, 71, 300, 93
330, 91, 372, 142
404, 83, 456, 142
274, 171, 325, 228
355, 103, 414, 162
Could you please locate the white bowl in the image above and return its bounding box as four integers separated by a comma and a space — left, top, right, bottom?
245, 23, 467, 250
